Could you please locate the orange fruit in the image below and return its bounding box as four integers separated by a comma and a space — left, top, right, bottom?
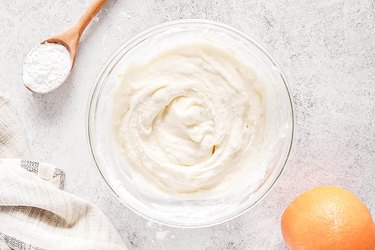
281, 186, 375, 250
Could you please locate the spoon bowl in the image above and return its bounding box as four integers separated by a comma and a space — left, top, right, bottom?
23, 0, 108, 94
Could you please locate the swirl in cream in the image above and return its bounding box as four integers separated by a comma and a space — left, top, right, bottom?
112, 44, 266, 194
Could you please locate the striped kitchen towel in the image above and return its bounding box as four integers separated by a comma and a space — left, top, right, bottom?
0, 95, 127, 249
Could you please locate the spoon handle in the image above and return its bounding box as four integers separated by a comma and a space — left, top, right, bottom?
44, 0, 109, 65
75, 0, 109, 37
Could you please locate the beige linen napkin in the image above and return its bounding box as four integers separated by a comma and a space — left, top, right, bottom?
0, 95, 127, 250
0, 96, 30, 158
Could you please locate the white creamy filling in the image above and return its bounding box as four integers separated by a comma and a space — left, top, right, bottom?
112, 43, 266, 194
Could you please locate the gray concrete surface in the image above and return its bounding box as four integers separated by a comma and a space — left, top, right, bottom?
1, 0, 374, 249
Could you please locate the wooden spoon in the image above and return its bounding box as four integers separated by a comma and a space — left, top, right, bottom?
23, 0, 109, 94
46, 0, 109, 66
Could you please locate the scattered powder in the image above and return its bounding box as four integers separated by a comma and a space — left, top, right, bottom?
23, 42, 71, 93
120, 11, 131, 19
155, 230, 169, 241
83, 0, 90, 8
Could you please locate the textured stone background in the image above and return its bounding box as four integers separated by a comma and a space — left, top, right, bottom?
1, 0, 374, 249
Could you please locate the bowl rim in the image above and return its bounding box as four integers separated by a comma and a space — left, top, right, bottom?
86, 19, 295, 228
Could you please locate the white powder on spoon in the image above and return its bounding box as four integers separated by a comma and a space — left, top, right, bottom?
23, 42, 72, 93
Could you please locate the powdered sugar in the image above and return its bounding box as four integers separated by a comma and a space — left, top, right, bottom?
23, 42, 71, 93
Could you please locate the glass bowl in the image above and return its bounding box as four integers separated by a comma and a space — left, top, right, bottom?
87, 19, 294, 228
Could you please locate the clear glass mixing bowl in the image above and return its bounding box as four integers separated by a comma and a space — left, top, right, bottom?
87, 19, 294, 228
